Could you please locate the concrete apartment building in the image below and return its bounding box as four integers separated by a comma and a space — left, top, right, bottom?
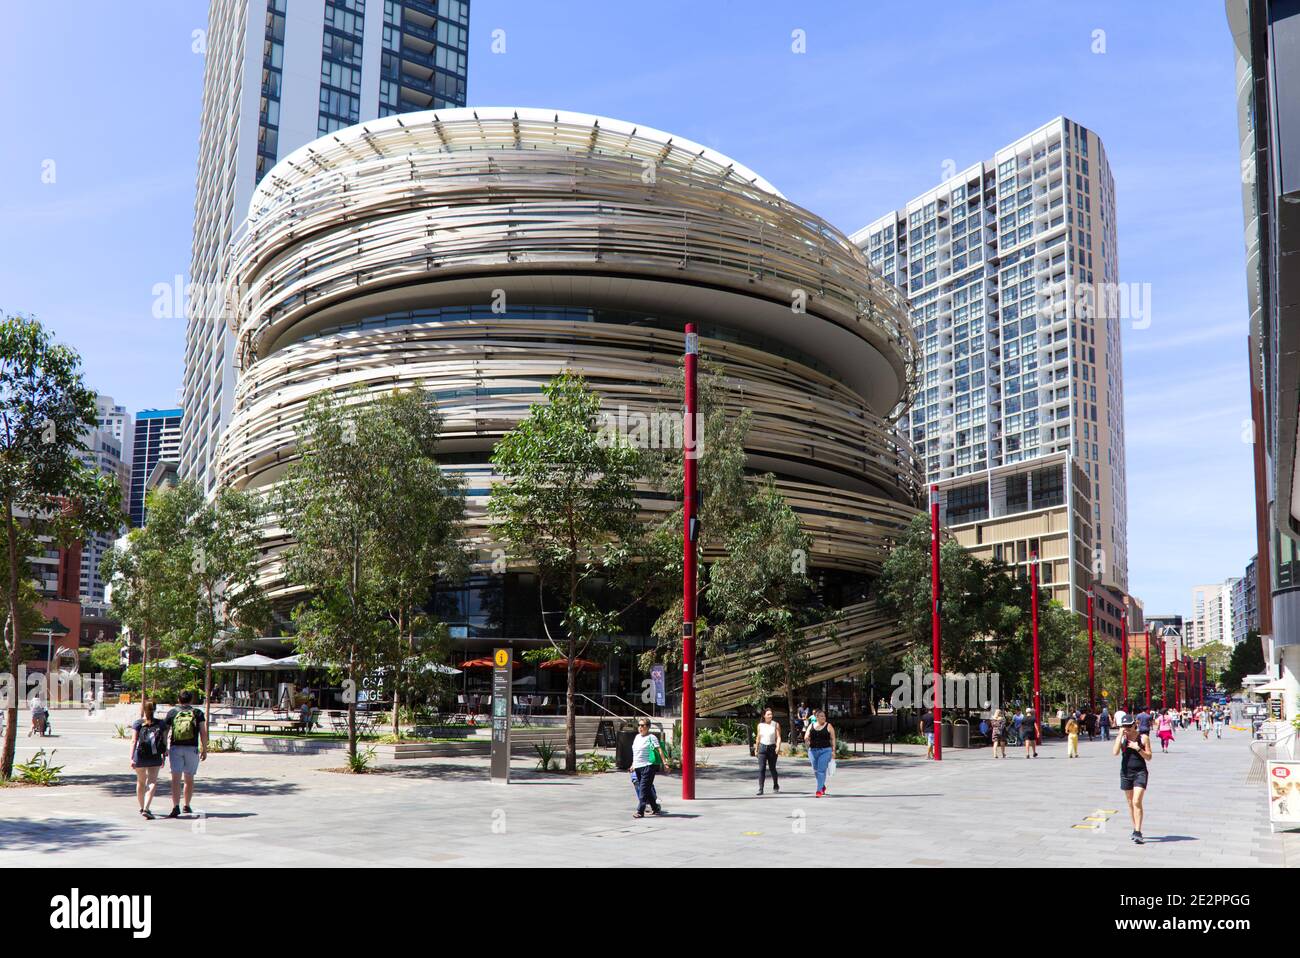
181, 0, 471, 494
854, 117, 1129, 615
78, 398, 132, 606
1189, 580, 1240, 649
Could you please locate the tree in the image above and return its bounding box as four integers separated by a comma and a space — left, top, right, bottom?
101, 491, 185, 703
637, 360, 754, 664
1197, 641, 1234, 688
489, 372, 643, 772
707, 476, 818, 736
278, 391, 393, 764
137, 479, 270, 716
1223, 631, 1265, 691
0, 315, 121, 779
279, 388, 468, 758
365, 391, 468, 738
87, 641, 125, 680
876, 514, 1033, 676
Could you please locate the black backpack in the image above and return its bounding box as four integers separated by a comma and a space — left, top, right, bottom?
137, 723, 166, 762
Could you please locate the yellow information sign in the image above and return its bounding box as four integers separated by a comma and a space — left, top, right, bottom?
494, 648, 509, 668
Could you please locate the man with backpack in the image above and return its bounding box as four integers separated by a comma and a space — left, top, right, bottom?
164, 690, 208, 818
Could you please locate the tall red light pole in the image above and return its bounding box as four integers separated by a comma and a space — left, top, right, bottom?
1144, 628, 1151, 711
1087, 589, 1095, 706
930, 484, 942, 761
1031, 552, 1040, 733
681, 324, 699, 800
1159, 636, 1166, 709
1121, 617, 1128, 708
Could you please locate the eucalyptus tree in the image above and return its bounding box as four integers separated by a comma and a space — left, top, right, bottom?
0, 315, 121, 778
489, 372, 643, 772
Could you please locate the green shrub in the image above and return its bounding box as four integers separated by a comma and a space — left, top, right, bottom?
113, 724, 129, 740
345, 746, 376, 773
16, 749, 64, 785
209, 735, 242, 753
578, 751, 614, 773
533, 741, 559, 771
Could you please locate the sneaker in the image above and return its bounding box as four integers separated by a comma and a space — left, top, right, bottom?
815, 789, 824, 797
773, 784, 780, 793
1133, 831, 1145, 845
652, 806, 665, 816
141, 809, 155, 821
166, 807, 181, 819
182, 805, 193, 815
757, 789, 764, 796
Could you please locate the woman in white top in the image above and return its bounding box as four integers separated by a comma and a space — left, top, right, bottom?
755, 707, 782, 795
630, 719, 666, 818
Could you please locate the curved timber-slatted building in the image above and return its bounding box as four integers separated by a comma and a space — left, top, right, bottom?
218, 107, 922, 697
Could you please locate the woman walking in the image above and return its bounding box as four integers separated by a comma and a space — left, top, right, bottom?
130, 700, 168, 820
990, 708, 1008, 758
1066, 715, 1080, 758
1022, 708, 1039, 758
1156, 709, 1175, 753
804, 709, 836, 797
756, 707, 781, 795
629, 718, 665, 818
1113, 713, 1153, 844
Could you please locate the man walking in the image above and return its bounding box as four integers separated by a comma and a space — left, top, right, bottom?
1099, 705, 1111, 741
164, 690, 208, 818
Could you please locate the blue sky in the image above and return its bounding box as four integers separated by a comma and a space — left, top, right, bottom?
0, 0, 1254, 618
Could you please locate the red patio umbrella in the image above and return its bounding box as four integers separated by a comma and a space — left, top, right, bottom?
459, 657, 520, 669
538, 658, 602, 672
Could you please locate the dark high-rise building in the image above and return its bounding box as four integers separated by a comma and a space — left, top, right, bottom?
130, 408, 182, 527
181, 0, 471, 496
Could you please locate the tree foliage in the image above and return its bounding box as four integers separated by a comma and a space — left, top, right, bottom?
0, 315, 122, 778
279, 388, 467, 760
489, 372, 643, 771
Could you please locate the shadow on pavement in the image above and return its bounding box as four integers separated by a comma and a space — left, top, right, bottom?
1144, 835, 1198, 843
0, 817, 127, 852
60, 774, 300, 799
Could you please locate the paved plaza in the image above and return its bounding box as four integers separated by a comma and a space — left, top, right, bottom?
0, 708, 1293, 867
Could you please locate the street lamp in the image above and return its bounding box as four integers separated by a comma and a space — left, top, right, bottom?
1121, 616, 1128, 708
1144, 628, 1151, 711
930, 484, 942, 762
1087, 588, 1095, 706
680, 323, 699, 799
1031, 551, 1040, 733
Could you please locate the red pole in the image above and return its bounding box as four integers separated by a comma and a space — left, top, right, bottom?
681, 324, 699, 799
1175, 657, 1182, 711
1031, 551, 1040, 735
1144, 628, 1151, 711
1159, 637, 1166, 709
1087, 590, 1095, 706
1121, 616, 1128, 708
930, 484, 942, 761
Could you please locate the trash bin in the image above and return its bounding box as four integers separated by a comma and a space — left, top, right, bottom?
616, 729, 638, 770
941, 721, 953, 749
953, 719, 970, 749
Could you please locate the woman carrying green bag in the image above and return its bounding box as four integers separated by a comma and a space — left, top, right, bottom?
631, 719, 667, 818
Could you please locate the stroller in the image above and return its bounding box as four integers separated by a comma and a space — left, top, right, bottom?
30, 706, 51, 737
